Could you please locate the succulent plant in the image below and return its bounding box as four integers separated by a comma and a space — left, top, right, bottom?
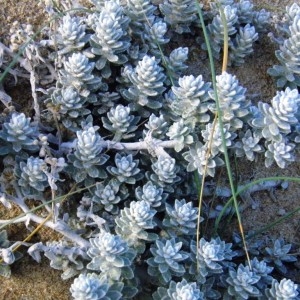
225, 264, 261, 299
17, 156, 49, 197
252, 8, 270, 33
102, 104, 140, 141
235, 0, 254, 24
115, 200, 157, 253
55, 14, 87, 55
0, 112, 38, 153
201, 122, 237, 157
92, 179, 122, 214
127, 0, 156, 19
135, 181, 168, 208
234, 129, 264, 161
209, 72, 250, 130
229, 24, 258, 66
203, 1, 268, 63
268, 12, 300, 88
51, 86, 88, 115
59, 52, 104, 96
169, 74, 212, 125
144, 19, 169, 57
87, 230, 136, 281
70, 273, 124, 300
107, 153, 142, 184
50, 86, 90, 130
166, 119, 194, 152
203, 6, 238, 58
147, 238, 189, 284
0, 247, 16, 266
189, 237, 235, 284
153, 278, 204, 300
250, 257, 274, 290
159, 0, 197, 34
163, 199, 198, 237
149, 156, 181, 189
285, 3, 300, 24
183, 141, 224, 177
265, 138, 295, 168
89, 3, 130, 77
125, 0, 156, 37
76, 194, 93, 222
68, 125, 109, 182
265, 278, 299, 300
164, 47, 189, 85
144, 113, 169, 139
263, 238, 297, 274
121, 55, 166, 109
251, 87, 300, 141
208, 0, 234, 14
98, 0, 126, 21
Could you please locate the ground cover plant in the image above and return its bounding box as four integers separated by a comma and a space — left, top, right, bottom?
0, 0, 300, 298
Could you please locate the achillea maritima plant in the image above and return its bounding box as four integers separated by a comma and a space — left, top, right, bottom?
0, 1, 299, 299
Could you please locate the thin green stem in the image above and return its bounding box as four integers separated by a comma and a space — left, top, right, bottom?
195, 0, 251, 268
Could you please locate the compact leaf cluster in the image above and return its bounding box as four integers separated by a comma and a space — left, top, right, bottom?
0, 0, 299, 299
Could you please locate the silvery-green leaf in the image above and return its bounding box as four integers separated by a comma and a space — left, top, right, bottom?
161, 270, 171, 283
159, 263, 169, 274
121, 266, 134, 279
74, 171, 87, 183
87, 166, 99, 178
121, 286, 138, 298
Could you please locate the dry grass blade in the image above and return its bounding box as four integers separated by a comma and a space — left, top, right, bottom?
195, 0, 251, 270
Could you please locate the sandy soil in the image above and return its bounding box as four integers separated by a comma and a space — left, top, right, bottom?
0, 0, 299, 299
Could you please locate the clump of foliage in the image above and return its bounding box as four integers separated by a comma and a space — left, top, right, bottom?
0, 0, 299, 299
